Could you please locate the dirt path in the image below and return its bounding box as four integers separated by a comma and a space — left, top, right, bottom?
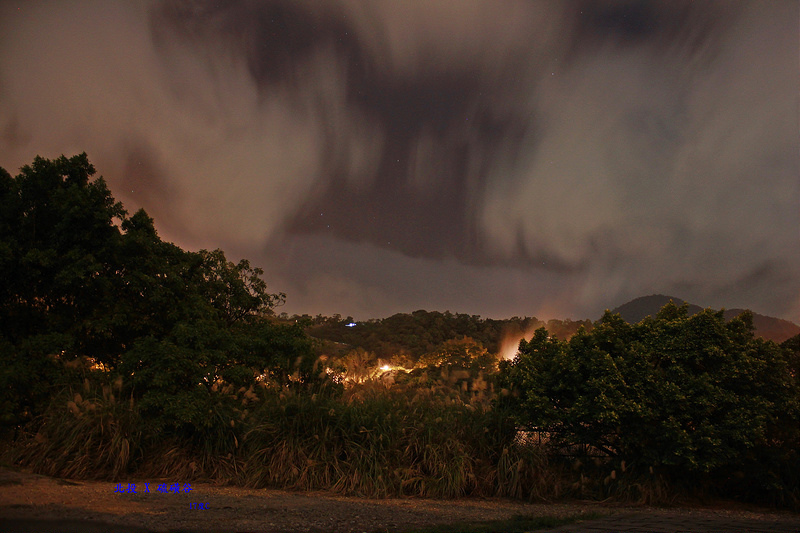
0, 466, 797, 533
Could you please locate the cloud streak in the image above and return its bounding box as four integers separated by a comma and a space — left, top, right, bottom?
1, 0, 797, 322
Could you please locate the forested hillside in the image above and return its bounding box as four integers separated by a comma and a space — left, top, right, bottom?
292, 311, 592, 362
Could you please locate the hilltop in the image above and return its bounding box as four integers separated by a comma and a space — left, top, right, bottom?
611, 294, 800, 343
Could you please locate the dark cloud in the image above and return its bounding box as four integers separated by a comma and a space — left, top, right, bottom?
570, 0, 721, 50
152, 0, 362, 89
0, 0, 797, 322
118, 141, 188, 236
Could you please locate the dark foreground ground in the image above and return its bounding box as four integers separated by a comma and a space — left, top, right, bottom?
0, 465, 798, 533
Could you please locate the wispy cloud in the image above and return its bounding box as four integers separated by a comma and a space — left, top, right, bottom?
1, 0, 796, 321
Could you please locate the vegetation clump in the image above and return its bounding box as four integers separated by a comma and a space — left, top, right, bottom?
498, 305, 800, 506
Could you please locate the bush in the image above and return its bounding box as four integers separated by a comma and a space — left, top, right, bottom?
498, 303, 800, 504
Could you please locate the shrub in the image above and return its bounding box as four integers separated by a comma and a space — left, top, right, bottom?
499, 303, 800, 504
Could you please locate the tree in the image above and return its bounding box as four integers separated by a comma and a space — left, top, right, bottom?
0, 154, 317, 432
0, 154, 126, 426
416, 336, 498, 374
0, 154, 125, 344
783, 333, 800, 380
196, 249, 284, 326
499, 303, 800, 481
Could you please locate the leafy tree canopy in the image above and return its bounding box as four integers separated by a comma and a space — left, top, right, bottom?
416, 336, 498, 374
498, 302, 800, 479
0, 154, 314, 430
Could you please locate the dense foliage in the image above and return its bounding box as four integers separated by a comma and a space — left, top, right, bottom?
498, 303, 800, 504
415, 336, 498, 374
0, 154, 315, 432
301, 310, 591, 361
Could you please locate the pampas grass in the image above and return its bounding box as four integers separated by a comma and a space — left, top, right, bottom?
10, 367, 562, 500
12, 364, 758, 506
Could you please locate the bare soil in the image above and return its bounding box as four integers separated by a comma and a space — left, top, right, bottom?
0, 465, 796, 533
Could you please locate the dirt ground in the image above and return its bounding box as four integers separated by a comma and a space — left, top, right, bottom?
0, 465, 797, 533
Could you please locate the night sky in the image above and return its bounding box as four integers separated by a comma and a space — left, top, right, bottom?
1, 0, 798, 322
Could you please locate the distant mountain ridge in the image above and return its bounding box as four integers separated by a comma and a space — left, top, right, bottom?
610, 294, 800, 343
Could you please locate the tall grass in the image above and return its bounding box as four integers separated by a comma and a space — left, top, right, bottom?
11, 377, 140, 480
8, 366, 792, 507
238, 376, 550, 498
8, 369, 566, 500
